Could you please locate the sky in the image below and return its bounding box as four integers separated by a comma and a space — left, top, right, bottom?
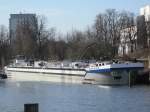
0, 0, 150, 34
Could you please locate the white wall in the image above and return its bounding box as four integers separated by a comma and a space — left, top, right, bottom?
140, 5, 150, 21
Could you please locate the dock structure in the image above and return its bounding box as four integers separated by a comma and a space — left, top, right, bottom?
128, 71, 136, 87
128, 70, 150, 87
127, 54, 150, 87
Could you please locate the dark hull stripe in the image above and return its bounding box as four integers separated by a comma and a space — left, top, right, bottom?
87, 67, 144, 73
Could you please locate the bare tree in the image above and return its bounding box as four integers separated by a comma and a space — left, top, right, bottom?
14, 21, 37, 58
94, 9, 124, 58
146, 21, 150, 48
119, 12, 137, 55
0, 25, 10, 67
6, 10, 147, 62
65, 30, 87, 60
36, 15, 56, 60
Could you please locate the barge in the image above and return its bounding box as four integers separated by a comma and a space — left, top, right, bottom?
5, 56, 145, 85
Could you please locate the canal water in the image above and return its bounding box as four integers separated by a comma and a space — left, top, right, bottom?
0, 80, 150, 112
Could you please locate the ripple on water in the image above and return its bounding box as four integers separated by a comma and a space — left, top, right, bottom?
0, 80, 150, 112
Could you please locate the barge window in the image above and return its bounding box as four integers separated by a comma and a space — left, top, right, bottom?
114, 76, 122, 80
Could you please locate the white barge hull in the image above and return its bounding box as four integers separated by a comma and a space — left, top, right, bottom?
5, 67, 86, 84
85, 72, 129, 85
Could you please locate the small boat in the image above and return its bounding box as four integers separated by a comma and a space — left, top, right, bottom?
84, 61, 144, 85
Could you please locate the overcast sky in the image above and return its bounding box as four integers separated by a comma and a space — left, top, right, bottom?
0, 0, 150, 33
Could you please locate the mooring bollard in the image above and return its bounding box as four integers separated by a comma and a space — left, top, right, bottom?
129, 71, 132, 88
24, 103, 39, 112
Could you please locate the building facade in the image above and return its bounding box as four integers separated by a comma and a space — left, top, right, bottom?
118, 5, 150, 56
118, 26, 137, 56
140, 5, 150, 21
9, 13, 37, 42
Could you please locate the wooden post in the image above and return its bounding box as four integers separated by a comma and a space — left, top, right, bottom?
129, 71, 132, 88
24, 103, 38, 112
148, 56, 150, 69
1, 56, 5, 69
